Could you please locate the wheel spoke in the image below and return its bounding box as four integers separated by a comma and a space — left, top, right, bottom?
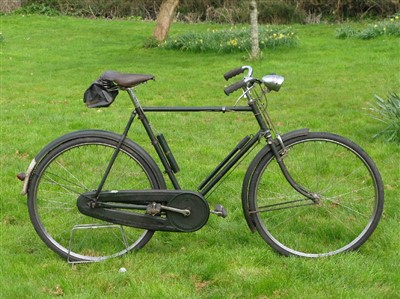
40, 172, 90, 195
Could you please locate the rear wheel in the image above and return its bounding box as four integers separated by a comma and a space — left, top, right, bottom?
247, 132, 384, 257
28, 133, 165, 262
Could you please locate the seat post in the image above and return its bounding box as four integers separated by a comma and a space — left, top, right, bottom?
127, 88, 142, 109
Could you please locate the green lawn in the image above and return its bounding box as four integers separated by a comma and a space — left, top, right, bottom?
1, 15, 399, 298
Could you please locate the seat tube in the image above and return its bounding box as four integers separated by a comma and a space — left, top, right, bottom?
127, 88, 181, 190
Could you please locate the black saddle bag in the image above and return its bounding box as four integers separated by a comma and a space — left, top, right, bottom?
83, 79, 118, 108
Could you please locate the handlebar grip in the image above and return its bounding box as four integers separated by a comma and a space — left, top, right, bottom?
224, 67, 245, 81
224, 79, 247, 96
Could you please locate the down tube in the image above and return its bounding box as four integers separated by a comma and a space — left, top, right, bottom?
199, 132, 261, 196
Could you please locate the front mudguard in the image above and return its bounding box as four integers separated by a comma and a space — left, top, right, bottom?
241, 128, 310, 232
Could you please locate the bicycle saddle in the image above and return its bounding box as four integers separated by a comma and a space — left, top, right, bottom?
101, 71, 154, 88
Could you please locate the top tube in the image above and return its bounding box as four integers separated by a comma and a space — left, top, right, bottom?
142, 106, 253, 113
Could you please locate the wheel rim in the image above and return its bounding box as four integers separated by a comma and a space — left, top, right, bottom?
252, 136, 382, 257
30, 140, 159, 262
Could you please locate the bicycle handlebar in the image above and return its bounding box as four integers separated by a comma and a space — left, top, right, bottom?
224, 66, 253, 81
224, 67, 245, 81
224, 79, 247, 96
223, 66, 255, 96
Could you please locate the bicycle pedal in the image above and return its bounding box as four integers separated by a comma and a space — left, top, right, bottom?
211, 204, 228, 218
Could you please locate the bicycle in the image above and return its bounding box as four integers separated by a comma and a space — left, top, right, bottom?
18, 66, 384, 262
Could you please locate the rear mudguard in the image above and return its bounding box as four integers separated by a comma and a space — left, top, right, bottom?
20, 130, 166, 195
241, 128, 310, 232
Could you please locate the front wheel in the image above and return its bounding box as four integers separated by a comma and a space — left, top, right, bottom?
246, 132, 384, 257
28, 131, 166, 262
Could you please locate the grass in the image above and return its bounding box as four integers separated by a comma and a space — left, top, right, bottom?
1, 15, 399, 298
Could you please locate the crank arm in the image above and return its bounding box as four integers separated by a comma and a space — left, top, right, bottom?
161, 205, 191, 216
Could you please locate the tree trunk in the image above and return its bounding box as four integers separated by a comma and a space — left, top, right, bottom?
249, 0, 260, 59
153, 0, 179, 42
0, 0, 21, 13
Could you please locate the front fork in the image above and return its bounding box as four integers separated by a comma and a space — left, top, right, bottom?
266, 133, 320, 204
247, 97, 320, 204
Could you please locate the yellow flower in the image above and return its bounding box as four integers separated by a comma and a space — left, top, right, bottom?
228, 38, 238, 46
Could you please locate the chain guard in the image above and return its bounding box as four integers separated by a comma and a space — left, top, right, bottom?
77, 190, 209, 232
166, 193, 209, 232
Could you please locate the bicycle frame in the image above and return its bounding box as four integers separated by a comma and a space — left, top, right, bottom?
20, 66, 384, 260
95, 86, 316, 203
141, 106, 262, 196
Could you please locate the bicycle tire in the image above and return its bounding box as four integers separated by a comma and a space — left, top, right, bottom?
246, 132, 384, 257
28, 131, 166, 262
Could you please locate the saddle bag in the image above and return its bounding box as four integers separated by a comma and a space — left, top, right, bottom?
83, 79, 118, 108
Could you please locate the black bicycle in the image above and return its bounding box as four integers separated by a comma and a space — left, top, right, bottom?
18, 66, 384, 262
